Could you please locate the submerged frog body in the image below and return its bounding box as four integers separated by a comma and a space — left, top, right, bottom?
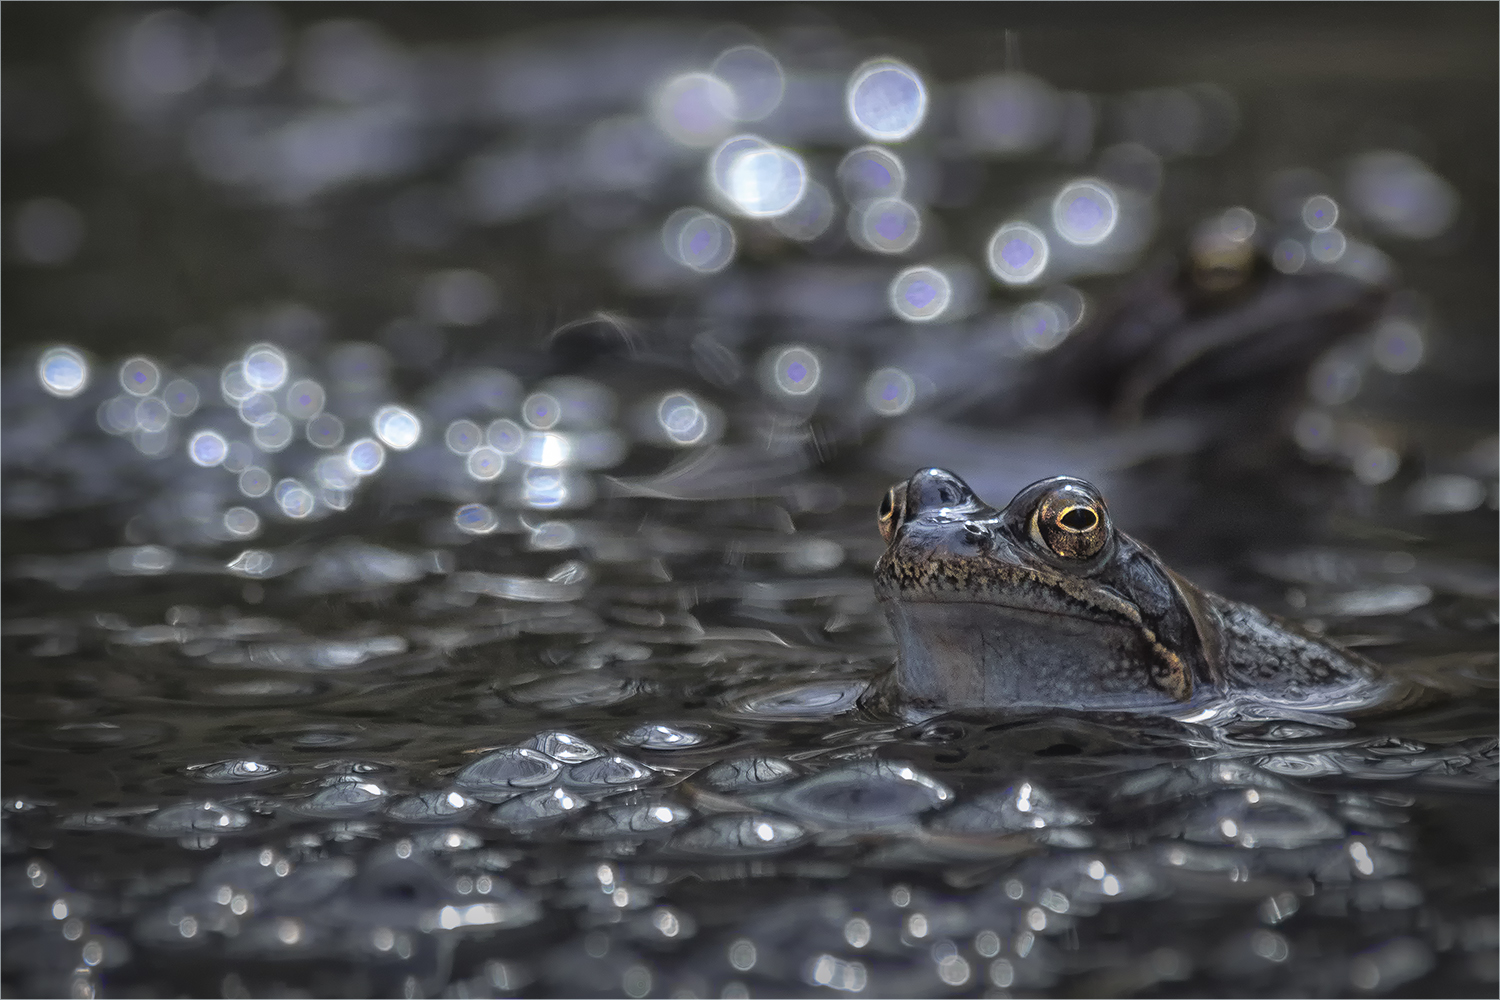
874, 468, 1396, 715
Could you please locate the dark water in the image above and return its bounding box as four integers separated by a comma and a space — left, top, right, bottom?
3, 7, 1497, 999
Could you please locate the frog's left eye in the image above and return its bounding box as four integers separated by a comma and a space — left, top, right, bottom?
878, 484, 906, 544
1030, 486, 1109, 559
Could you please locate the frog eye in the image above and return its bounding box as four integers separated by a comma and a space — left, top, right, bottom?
1030, 486, 1109, 559
878, 484, 906, 544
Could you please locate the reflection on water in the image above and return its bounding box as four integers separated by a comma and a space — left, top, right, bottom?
4, 6, 1497, 999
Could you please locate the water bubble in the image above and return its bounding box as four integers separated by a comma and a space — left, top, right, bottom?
220, 362, 253, 403
466, 447, 506, 481
664, 209, 736, 274
846, 58, 928, 142
1308, 228, 1347, 263
274, 478, 315, 518
162, 378, 200, 416
889, 265, 952, 322
455, 503, 499, 535
120, 357, 161, 396
253, 413, 294, 452
346, 438, 386, 476
134, 397, 171, 433
1373, 319, 1424, 374
724, 145, 807, 218
857, 198, 921, 253
239, 466, 272, 498
653, 72, 737, 147
284, 378, 325, 420
565, 755, 655, 789
522, 393, 561, 430
770, 180, 836, 242
987, 222, 1050, 285
711, 45, 784, 122
865, 367, 916, 416
242, 344, 288, 391
766, 346, 821, 397
1013, 300, 1071, 352
38, 347, 89, 398
486, 418, 525, 454
373, 405, 421, 450
445, 419, 483, 454
1301, 194, 1339, 232
657, 393, 709, 445
1052, 179, 1119, 246
305, 413, 345, 448
490, 786, 585, 828
456, 747, 562, 793
188, 430, 229, 467
223, 507, 260, 537
13, 197, 84, 265
838, 145, 906, 203
1272, 239, 1306, 274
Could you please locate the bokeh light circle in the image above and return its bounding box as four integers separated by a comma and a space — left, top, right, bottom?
1301, 195, 1339, 232
373, 405, 421, 450
838, 146, 906, 203
346, 437, 387, 476
120, 357, 161, 397
445, 419, 483, 454
986, 222, 1050, 285
766, 346, 821, 397
845, 59, 928, 142
725, 145, 807, 218
888, 265, 953, 322
657, 392, 708, 446
486, 418, 525, 455
652, 72, 737, 148
864, 367, 917, 416
188, 430, 229, 467
466, 447, 506, 481
455, 503, 499, 535
858, 198, 921, 254
38, 347, 89, 398
1051, 179, 1119, 246
242, 344, 289, 392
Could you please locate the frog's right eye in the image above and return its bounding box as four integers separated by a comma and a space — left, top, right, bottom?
1029, 482, 1110, 560
878, 484, 906, 544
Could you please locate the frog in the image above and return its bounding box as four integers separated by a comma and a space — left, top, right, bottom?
873, 468, 1401, 716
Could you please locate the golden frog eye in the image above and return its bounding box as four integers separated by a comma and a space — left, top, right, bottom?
877, 484, 906, 544
1030, 486, 1108, 559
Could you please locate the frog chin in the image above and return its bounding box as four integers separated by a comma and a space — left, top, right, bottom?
880, 596, 1187, 712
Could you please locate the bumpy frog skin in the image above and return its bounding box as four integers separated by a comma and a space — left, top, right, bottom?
874, 469, 1392, 715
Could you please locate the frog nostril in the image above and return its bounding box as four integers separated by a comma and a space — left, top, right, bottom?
963, 523, 991, 544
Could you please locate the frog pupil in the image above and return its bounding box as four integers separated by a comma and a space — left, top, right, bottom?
1059, 506, 1097, 531
879, 493, 893, 519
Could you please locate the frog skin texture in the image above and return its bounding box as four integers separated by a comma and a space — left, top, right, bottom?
874, 468, 1393, 715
